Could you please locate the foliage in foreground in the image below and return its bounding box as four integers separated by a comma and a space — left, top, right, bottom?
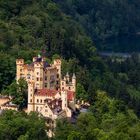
0, 110, 48, 140
0, 92, 140, 140
2, 79, 28, 110
54, 91, 140, 140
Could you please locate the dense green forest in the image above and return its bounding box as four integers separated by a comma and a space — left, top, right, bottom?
0, 110, 48, 140
0, 0, 140, 140
55, 0, 140, 40
55, 91, 140, 140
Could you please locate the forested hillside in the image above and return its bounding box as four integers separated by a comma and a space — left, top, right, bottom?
0, 0, 95, 91
55, 0, 140, 40
0, 0, 140, 140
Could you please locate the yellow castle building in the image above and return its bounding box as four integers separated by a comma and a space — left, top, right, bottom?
16, 55, 76, 119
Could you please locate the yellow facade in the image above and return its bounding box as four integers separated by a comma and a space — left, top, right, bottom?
16, 55, 76, 120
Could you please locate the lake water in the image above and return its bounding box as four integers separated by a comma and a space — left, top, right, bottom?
95, 35, 140, 53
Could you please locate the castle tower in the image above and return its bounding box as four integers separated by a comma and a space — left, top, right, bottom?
61, 90, 67, 110
16, 59, 24, 82
53, 59, 61, 78
53, 59, 61, 90
34, 55, 44, 89
72, 73, 76, 92
61, 76, 66, 91
66, 72, 70, 83
27, 82, 35, 113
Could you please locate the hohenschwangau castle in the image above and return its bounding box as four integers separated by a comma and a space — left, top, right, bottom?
16, 55, 76, 119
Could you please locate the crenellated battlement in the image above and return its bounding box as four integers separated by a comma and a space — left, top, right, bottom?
16, 59, 24, 65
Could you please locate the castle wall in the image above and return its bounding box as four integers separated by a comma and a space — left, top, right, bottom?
16, 56, 76, 119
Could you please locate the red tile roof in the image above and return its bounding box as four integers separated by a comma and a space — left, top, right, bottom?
35, 89, 58, 97
35, 88, 75, 101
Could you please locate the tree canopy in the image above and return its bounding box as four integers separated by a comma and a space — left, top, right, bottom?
0, 110, 48, 140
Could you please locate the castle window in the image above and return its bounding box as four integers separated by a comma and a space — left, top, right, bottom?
30, 99, 32, 103
40, 99, 42, 103
20, 69, 22, 72
37, 77, 39, 81
62, 87, 64, 90
56, 81, 59, 84
45, 83, 47, 87
27, 74, 30, 79
30, 94, 32, 97
69, 87, 71, 90
37, 72, 39, 75
45, 76, 47, 81
37, 99, 39, 103
40, 77, 42, 81
57, 74, 59, 78
62, 82, 64, 85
